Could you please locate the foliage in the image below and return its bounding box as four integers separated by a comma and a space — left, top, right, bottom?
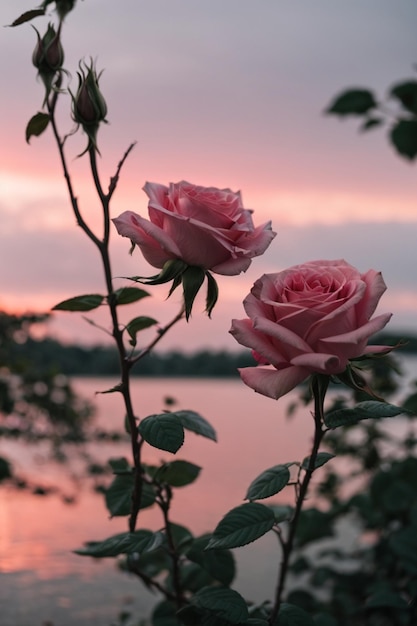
327, 78, 417, 160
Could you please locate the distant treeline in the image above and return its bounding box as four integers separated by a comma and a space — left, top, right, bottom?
12, 332, 417, 377
14, 337, 257, 377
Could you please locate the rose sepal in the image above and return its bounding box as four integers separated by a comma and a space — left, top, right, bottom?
205, 271, 219, 318
335, 363, 385, 401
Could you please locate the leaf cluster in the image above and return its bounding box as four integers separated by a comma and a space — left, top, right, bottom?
326, 79, 417, 160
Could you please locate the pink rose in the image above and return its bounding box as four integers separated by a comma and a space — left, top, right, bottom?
113, 181, 276, 275
230, 260, 392, 400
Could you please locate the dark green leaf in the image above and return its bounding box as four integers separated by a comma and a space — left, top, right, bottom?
105, 474, 155, 516
174, 410, 217, 442
113, 286, 150, 305
0, 457, 12, 482
105, 473, 134, 516
390, 119, 417, 160
139, 413, 184, 453
167, 523, 194, 553
126, 316, 158, 346
205, 271, 219, 318
273, 603, 315, 626
108, 457, 131, 474
152, 600, 178, 626
389, 526, 417, 574
324, 401, 404, 429
182, 266, 206, 320
26, 112, 50, 143
156, 460, 201, 487
402, 391, 417, 414
9, 9, 45, 26
326, 89, 377, 115
206, 503, 275, 550
138, 259, 188, 286
185, 587, 249, 625
74, 529, 162, 557
390, 81, 417, 114
365, 591, 408, 609
52, 294, 104, 312
301, 452, 335, 471
187, 535, 236, 586
246, 464, 291, 501
360, 117, 383, 132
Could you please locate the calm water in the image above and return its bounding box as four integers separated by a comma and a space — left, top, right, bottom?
1, 363, 416, 626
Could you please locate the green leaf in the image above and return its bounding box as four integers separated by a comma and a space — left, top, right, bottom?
326, 89, 377, 115
246, 464, 291, 501
139, 414, 184, 454
360, 117, 383, 132
174, 410, 217, 442
156, 460, 201, 487
390, 80, 417, 114
182, 266, 206, 320
389, 526, 417, 574
152, 600, 178, 626
74, 529, 162, 557
205, 271, 219, 318
113, 286, 150, 305
206, 503, 275, 550
105, 474, 155, 516
26, 112, 50, 143
126, 316, 158, 346
0, 457, 12, 482
187, 535, 236, 586
301, 452, 335, 471
324, 401, 404, 429
273, 603, 315, 626
167, 523, 194, 553
390, 119, 417, 160
52, 294, 104, 312
365, 591, 408, 609
182, 587, 249, 625
9, 9, 45, 27
108, 457, 131, 474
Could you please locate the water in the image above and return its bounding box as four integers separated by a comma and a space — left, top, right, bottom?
1, 362, 416, 626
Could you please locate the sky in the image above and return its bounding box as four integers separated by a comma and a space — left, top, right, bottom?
1, 0, 417, 352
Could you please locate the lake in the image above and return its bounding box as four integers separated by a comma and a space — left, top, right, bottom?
1, 361, 416, 626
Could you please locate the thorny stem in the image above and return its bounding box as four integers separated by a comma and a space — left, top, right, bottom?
48, 96, 143, 532
269, 374, 329, 625
157, 485, 186, 610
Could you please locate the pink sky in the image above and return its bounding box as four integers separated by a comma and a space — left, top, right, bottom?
1, 0, 417, 351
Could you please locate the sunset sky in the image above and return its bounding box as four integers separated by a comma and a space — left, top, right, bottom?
1, 0, 417, 352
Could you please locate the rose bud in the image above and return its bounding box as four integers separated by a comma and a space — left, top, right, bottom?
32, 23, 64, 73
71, 61, 108, 153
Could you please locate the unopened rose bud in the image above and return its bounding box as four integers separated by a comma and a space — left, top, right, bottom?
72, 61, 108, 153
32, 23, 64, 73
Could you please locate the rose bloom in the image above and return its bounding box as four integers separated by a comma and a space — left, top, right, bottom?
113, 181, 276, 275
230, 260, 392, 400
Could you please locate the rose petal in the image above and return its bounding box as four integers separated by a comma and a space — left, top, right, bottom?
252, 317, 312, 353
238, 365, 309, 399
112, 211, 181, 268
230, 319, 288, 365
290, 352, 342, 374
319, 313, 392, 361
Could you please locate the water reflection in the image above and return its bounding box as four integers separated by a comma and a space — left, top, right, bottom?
1, 366, 415, 625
